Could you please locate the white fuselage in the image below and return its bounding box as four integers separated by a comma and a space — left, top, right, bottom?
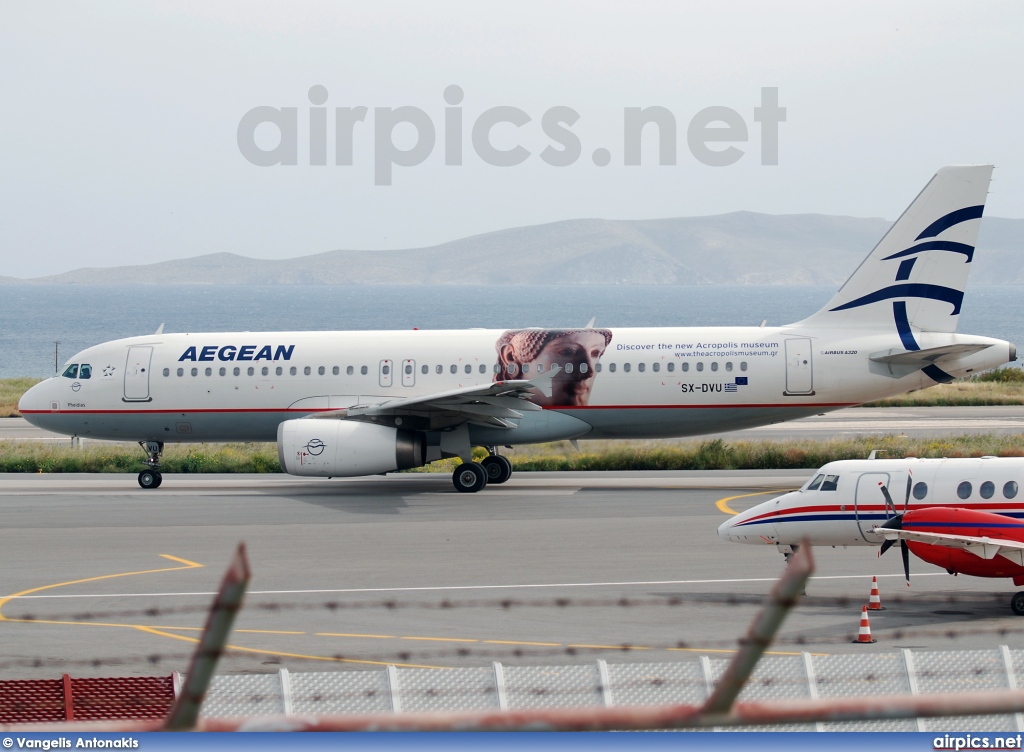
18, 325, 1012, 447
719, 457, 1024, 548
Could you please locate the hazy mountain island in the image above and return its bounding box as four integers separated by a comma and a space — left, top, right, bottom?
4, 213, 1023, 286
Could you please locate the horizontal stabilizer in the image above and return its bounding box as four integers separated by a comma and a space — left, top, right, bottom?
869, 343, 992, 367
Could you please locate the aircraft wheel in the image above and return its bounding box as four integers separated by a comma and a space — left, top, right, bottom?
453, 462, 487, 493
1011, 592, 1024, 616
138, 470, 161, 490
481, 455, 512, 484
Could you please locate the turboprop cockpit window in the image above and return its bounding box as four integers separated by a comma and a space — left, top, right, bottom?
61, 364, 78, 378
805, 474, 824, 491
820, 475, 840, 491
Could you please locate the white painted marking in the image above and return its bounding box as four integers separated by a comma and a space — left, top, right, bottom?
7, 572, 946, 600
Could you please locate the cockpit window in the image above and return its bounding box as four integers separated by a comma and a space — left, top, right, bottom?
806, 474, 824, 491
61, 364, 79, 379
78, 364, 92, 379
820, 475, 840, 491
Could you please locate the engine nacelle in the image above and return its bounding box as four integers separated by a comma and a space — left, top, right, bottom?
277, 419, 425, 477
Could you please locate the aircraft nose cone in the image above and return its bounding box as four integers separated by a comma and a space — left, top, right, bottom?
18, 379, 53, 423
717, 517, 739, 542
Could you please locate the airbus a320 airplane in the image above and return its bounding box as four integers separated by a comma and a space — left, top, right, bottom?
18, 166, 1016, 493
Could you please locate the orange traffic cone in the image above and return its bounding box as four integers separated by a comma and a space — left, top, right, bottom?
867, 576, 885, 610
853, 605, 877, 644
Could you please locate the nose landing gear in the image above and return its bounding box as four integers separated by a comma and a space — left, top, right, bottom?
137, 441, 164, 489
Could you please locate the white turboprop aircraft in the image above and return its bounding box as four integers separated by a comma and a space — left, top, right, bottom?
18, 166, 1015, 493
717, 456, 1024, 613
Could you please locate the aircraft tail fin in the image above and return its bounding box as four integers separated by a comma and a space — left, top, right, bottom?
796, 165, 993, 335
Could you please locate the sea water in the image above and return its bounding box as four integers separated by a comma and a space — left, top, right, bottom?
0, 285, 1021, 378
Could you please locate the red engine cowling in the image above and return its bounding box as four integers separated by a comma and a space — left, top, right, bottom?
904, 507, 1024, 579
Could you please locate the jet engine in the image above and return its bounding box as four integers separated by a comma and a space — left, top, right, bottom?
277, 418, 425, 477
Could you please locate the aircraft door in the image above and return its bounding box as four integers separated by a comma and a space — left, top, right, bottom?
784, 337, 814, 395
124, 346, 153, 402
854, 472, 890, 543
401, 359, 415, 387
379, 359, 393, 388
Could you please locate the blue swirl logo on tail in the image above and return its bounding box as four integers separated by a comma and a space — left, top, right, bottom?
829, 205, 984, 384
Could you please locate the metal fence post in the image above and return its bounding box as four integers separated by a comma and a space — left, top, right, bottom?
492, 662, 508, 711
597, 660, 614, 708
803, 652, 823, 732
279, 668, 293, 716
902, 648, 926, 732
387, 665, 402, 713
1000, 645, 1024, 732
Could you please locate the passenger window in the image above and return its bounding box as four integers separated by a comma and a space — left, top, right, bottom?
506, 363, 515, 375
565, 363, 574, 373
233, 367, 241, 376
623, 363, 631, 373
332, 366, 339, 375
652, 362, 659, 372
725, 362, 733, 372
596, 363, 603, 372
248, 367, 255, 376
667, 362, 675, 372
536, 363, 545, 373
79, 364, 92, 379
1005, 481, 1019, 499
177, 368, 184, 377
957, 481, 972, 500
206, 368, 213, 377
421, 365, 428, 374
741, 362, 748, 371
806, 474, 824, 491
637, 363, 644, 373
290, 366, 297, 376
479, 364, 486, 374
580, 363, 588, 374
62, 364, 79, 378
262, 367, 269, 376
980, 481, 995, 499
318, 366, 325, 375
162, 368, 169, 377
912, 482, 928, 500
382, 364, 390, 376
304, 366, 311, 376
493, 364, 502, 374
522, 363, 530, 374
711, 362, 718, 372
220, 367, 227, 376
464, 364, 471, 374
275, 367, 282, 376
609, 363, 616, 373
452, 364, 459, 374
361, 366, 368, 375
820, 475, 840, 491
681, 363, 689, 372
191, 368, 198, 377
696, 362, 704, 372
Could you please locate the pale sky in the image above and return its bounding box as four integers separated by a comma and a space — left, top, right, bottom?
1, 1, 1022, 279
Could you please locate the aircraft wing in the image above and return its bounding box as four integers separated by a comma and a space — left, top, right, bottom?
872, 527, 1024, 566
307, 378, 547, 429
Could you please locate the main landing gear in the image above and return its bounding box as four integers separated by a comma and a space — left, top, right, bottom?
1011, 592, 1024, 616
137, 441, 164, 489
451, 450, 513, 493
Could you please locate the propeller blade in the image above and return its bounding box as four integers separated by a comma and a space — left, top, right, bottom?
901, 539, 911, 586
878, 483, 896, 517
905, 472, 913, 513
879, 539, 895, 556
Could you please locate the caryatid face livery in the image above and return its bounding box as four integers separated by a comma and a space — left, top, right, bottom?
495, 329, 612, 406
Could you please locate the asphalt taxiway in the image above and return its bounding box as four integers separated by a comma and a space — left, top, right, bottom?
1, 471, 1021, 680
